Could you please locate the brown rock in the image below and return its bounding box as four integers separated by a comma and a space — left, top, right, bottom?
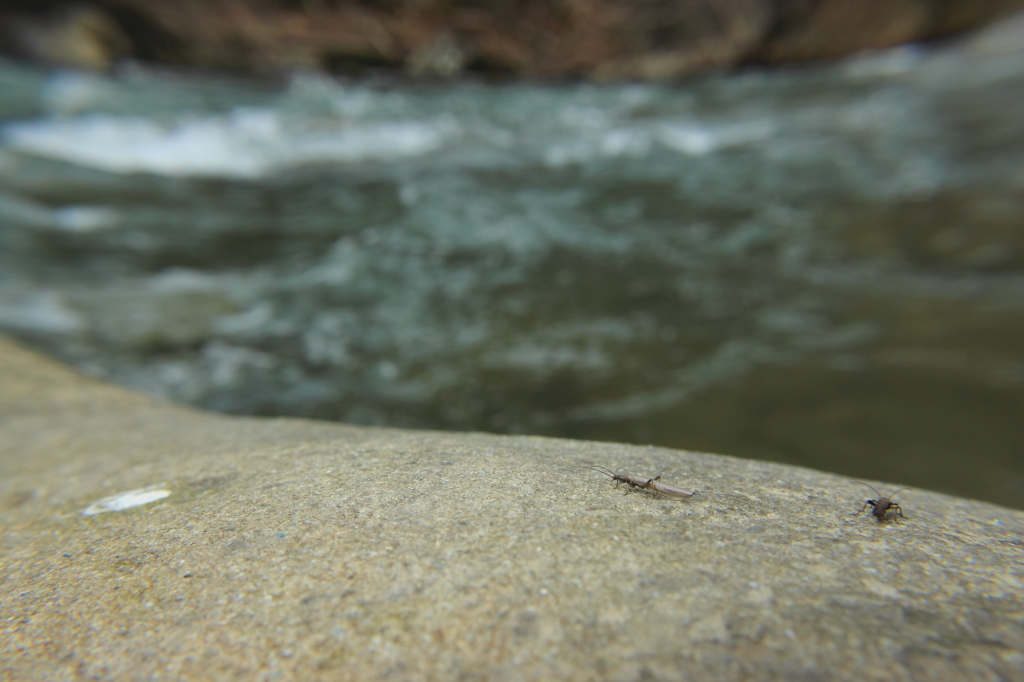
756, 0, 1024, 64
0, 4, 130, 69
757, 0, 932, 62
2, 0, 1022, 78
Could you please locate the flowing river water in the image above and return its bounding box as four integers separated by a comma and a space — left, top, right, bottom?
1, 22, 1023, 509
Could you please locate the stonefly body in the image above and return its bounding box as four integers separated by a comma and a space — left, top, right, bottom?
853, 482, 909, 523
577, 465, 695, 498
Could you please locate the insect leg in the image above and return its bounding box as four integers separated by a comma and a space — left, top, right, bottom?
852, 500, 875, 516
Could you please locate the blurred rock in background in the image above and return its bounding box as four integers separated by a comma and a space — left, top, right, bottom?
0, 0, 1022, 78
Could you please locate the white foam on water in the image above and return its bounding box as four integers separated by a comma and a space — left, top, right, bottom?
149, 268, 223, 293
0, 292, 83, 333
82, 485, 171, 515
658, 124, 718, 155
542, 127, 652, 167
40, 70, 117, 115
53, 206, 119, 232
842, 45, 926, 79
0, 190, 54, 228
658, 120, 775, 155
2, 108, 453, 178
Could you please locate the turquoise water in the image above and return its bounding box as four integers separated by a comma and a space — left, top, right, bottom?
1, 29, 1023, 508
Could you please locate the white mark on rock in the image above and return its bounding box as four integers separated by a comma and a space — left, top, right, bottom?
743, 585, 775, 606
82, 485, 171, 515
862, 578, 901, 599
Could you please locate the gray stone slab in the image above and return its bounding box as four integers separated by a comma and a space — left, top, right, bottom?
2, 336, 1023, 681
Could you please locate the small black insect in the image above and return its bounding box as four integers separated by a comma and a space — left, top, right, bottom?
852, 482, 910, 523
573, 465, 695, 498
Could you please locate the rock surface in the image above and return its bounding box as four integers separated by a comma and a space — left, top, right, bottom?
2, 334, 1023, 681
2, 0, 1023, 78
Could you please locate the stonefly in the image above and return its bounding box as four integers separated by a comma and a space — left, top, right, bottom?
852, 482, 909, 523
576, 465, 695, 498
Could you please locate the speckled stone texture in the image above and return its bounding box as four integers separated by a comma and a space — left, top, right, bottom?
2, 335, 1023, 681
